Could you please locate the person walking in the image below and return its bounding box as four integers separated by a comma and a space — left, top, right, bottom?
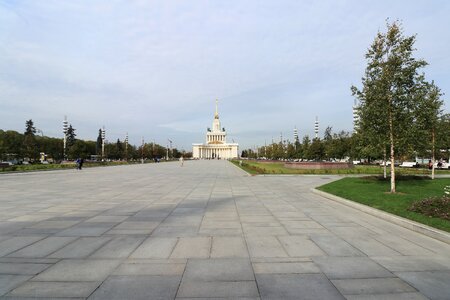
179, 156, 184, 167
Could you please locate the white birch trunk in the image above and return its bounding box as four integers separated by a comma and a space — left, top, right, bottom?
432, 130, 435, 180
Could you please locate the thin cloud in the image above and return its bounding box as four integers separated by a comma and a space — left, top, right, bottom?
0, 1, 449, 149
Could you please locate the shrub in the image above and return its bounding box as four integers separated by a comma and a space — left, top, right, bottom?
408, 196, 450, 220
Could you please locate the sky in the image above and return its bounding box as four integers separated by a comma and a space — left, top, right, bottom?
1, 0, 449, 150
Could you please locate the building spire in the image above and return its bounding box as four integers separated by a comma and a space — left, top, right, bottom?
214, 99, 219, 119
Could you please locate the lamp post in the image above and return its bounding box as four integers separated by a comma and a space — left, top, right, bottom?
152, 141, 155, 159
125, 132, 128, 161
166, 144, 169, 161
62, 116, 68, 160
294, 127, 298, 151
167, 139, 172, 160
101, 126, 105, 161
141, 137, 144, 164
314, 116, 319, 139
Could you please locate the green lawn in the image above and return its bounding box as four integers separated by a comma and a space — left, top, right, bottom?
231, 160, 450, 175
317, 177, 450, 232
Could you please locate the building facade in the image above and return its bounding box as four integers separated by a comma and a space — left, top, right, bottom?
192, 101, 239, 159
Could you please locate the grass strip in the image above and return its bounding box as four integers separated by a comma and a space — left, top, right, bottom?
231, 160, 450, 175
317, 177, 450, 232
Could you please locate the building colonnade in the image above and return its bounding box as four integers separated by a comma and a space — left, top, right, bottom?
198, 147, 232, 159
207, 134, 225, 143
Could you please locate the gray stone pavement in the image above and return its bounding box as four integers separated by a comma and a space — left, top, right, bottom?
0, 160, 449, 299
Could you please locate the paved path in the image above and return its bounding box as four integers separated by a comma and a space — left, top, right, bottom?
0, 160, 449, 299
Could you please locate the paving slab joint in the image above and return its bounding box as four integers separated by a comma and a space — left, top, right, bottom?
312, 188, 450, 245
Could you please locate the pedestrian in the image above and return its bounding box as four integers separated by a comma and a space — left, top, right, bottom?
428, 160, 433, 170
76, 158, 81, 170
79, 158, 84, 170
180, 156, 184, 167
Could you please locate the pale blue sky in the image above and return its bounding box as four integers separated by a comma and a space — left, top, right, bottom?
1, 1, 449, 150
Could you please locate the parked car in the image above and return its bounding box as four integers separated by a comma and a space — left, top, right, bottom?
434, 161, 450, 169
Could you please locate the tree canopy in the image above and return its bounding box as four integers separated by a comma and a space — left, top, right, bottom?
352, 21, 444, 192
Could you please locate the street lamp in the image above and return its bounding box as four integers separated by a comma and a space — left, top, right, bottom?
166, 144, 169, 161
36, 129, 44, 137
314, 116, 319, 139
62, 116, 68, 160
101, 126, 106, 160
125, 132, 128, 161
141, 137, 144, 164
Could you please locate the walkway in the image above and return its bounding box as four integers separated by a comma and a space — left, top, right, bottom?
0, 160, 449, 299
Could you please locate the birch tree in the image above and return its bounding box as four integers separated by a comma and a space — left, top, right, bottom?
416, 82, 444, 179
352, 21, 429, 193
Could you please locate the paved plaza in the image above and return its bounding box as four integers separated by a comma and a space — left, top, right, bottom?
0, 160, 449, 299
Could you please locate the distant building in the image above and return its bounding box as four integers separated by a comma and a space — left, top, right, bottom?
192, 100, 239, 159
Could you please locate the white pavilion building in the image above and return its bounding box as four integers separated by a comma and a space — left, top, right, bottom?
192, 101, 239, 159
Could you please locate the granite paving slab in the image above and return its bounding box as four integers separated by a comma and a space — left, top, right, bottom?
32, 259, 121, 281
7, 237, 77, 258
0, 263, 50, 275
90, 236, 144, 258
0, 237, 44, 257
88, 275, 181, 300
8, 281, 101, 298
313, 256, 394, 279
256, 273, 344, 300
0, 275, 31, 296
130, 237, 178, 259
182, 258, 254, 281
395, 271, 450, 300
0, 160, 449, 299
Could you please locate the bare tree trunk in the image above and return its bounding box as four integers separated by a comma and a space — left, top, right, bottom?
389, 96, 396, 193
383, 147, 387, 179
432, 129, 435, 180
390, 140, 395, 193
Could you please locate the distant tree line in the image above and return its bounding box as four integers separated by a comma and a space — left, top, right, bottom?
241, 117, 449, 162
241, 127, 354, 161
0, 120, 191, 163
